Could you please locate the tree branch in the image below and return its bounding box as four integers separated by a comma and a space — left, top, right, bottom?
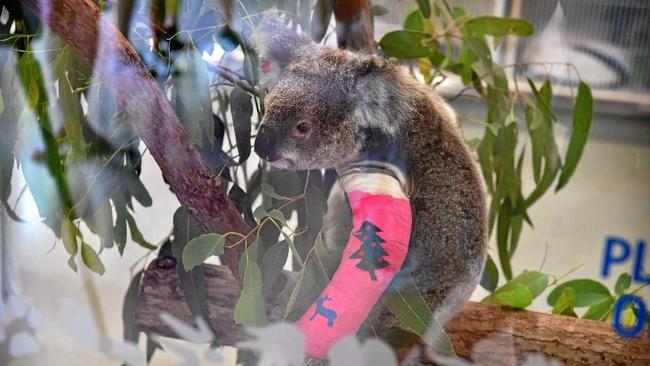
136, 260, 650, 364
332, 0, 376, 51
18, 0, 248, 274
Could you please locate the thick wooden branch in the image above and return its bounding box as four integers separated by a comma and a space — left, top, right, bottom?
135, 261, 650, 365
19, 0, 248, 273
332, 0, 376, 51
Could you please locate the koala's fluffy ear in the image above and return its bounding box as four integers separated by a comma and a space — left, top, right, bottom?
253, 12, 317, 88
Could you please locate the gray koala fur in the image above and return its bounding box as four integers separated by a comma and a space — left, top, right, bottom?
252, 13, 487, 331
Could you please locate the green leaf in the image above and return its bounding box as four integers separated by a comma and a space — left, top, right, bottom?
403, 7, 425, 31
416, 0, 431, 18
261, 182, 287, 200
238, 238, 261, 282
27, 79, 39, 108
483, 270, 548, 308
379, 30, 434, 59
583, 297, 615, 321
311, 0, 333, 42
261, 240, 289, 295
556, 81, 592, 191
552, 287, 576, 316
67, 256, 78, 273
548, 279, 611, 307
234, 260, 267, 327
496, 200, 513, 280
479, 254, 499, 292
614, 273, 631, 296
494, 283, 533, 308
383, 273, 455, 356
371, 5, 388, 16
182, 233, 226, 271
81, 242, 105, 275
61, 218, 78, 256
265, 209, 287, 227
123, 270, 144, 343
229, 86, 253, 164
464, 16, 533, 37
513, 270, 549, 298
253, 205, 267, 221
170, 207, 213, 331
125, 212, 156, 249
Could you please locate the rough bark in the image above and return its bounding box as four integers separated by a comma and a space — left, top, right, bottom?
18, 0, 248, 274
332, 0, 376, 51
136, 261, 650, 365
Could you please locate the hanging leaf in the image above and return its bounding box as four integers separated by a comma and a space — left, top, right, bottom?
416, 0, 431, 18
403, 7, 425, 32
171, 207, 213, 334
547, 279, 611, 307
261, 182, 288, 200
182, 233, 226, 271
123, 270, 144, 343
556, 81, 592, 191
483, 270, 548, 308
614, 273, 631, 296
464, 16, 533, 37
496, 199, 513, 280
126, 212, 157, 249
229, 86, 253, 164
311, 0, 333, 42
371, 5, 389, 16
81, 242, 106, 275
479, 254, 499, 292
261, 240, 289, 296
61, 217, 79, 256
583, 298, 615, 321
551, 287, 577, 316
383, 273, 455, 356
234, 260, 267, 327
379, 30, 434, 59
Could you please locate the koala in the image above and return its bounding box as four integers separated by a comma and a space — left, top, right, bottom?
252, 14, 487, 333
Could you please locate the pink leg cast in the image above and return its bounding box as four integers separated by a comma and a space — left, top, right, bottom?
296, 190, 412, 358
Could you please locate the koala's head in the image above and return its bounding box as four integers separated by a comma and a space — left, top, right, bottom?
252, 13, 400, 170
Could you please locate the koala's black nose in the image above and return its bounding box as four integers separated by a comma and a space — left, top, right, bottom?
254, 124, 277, 161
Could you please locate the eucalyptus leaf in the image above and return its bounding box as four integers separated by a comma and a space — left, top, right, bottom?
551, 287, 576, 316
229, 86, 253, 164
494, 283, 533, 308
126, 212, 156, 249
556, 81, 592, 191
583, 298, 615, 321
61, 218, 78, 256
371, 5, 389, 16
464, 16, 533, 37
182, 233, 226, 271
379, 30, 434, 59
261, 240, 289, 294
81, 242, 105, 275
123, 270, 144, 343
261, 182, 287, 200
614, 273, 631, 296
416, 0, 431, 18
311, 0, 333, 42
547, 279, 611, 307
234, 260, 267, 327
383, 273, 455, 356
479, 254, 499, 292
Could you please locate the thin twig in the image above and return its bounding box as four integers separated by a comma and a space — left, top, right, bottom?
204, 62, 260, 97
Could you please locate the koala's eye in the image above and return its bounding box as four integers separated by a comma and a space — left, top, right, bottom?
293, 122, 311, 139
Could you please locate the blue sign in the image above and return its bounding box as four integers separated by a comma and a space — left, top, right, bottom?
612, 294, 649, 338
601, 236, 649, 284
